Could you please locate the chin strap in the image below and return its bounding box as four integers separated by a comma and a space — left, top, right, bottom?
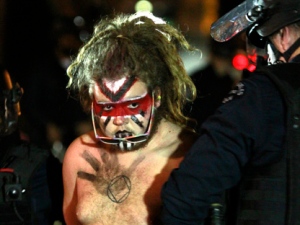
283, 38, 300, 62
118, 141, 133, 151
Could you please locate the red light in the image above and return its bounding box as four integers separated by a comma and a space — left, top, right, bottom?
232, 54, 249, 71
247, 64, 256, 72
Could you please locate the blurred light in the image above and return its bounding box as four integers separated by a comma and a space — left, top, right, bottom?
247, 64, 256, 72
199, 0, 219, 36
135, 0, 153, 12
247, 53, 258, 72
79, 30, 90, 42
74, 16, 85, 27
247, 53, 257, 65
232, 54, 249, 71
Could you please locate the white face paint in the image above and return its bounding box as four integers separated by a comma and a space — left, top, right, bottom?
103, 77, 128, 93
91, 76, 154, 151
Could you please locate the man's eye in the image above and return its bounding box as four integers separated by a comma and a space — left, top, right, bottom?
128, 102, 139, 109
103, 105, 113, 111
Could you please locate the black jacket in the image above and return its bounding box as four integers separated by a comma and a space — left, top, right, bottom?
161, 58, 300, 224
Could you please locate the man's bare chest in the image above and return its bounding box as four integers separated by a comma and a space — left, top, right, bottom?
75, 150, 172, 224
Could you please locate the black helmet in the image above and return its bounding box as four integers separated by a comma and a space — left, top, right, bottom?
0, 66, 23, 136
211, 0, 300, 43
256, 0, 300, 37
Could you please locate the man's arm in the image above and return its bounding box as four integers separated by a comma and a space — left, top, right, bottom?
62, 139, 82, 225
161, 74, 285, 224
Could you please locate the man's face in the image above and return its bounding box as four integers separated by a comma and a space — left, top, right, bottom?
92, 76, 154, 150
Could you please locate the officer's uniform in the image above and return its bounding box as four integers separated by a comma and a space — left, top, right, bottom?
161, 56, 300, 224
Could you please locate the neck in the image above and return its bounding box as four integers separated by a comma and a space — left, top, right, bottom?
289, 47, 300, 62
143, 119, 181, 152
284, 38, 300, 62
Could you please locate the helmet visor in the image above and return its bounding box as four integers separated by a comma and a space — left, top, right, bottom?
211, 0, 265, 42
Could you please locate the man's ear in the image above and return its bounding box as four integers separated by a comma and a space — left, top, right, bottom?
154, 87, 161, 108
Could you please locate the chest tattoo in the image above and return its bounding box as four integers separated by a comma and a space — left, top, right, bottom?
77, 150, 145, 203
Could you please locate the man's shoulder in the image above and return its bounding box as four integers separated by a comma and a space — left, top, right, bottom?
158, 120, 198, 140
156, 122, 198, 155
240, 67, 281, 91
65, 131, 101, 162
255, 63, 300, 77
69, 131, 98, 148
253, 63, 300, 92
180, 127, 199, 143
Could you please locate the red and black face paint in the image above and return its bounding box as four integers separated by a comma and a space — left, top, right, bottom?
91, 76, 155, 151
93, 92, 152, 118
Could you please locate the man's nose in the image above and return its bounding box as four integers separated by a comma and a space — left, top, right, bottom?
113, 115, 128, 125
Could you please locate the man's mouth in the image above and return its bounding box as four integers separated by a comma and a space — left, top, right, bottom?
114, 131, 135, 151
114, 131, 133, 139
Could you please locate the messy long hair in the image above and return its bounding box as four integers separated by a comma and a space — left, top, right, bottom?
67, 12, 197, 129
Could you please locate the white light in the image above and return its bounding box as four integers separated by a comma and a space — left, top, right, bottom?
73, 16, 85, 27
79, 30, 90, 42
135, 0, 153, 12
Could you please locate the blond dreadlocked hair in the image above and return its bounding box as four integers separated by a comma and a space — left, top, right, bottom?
67, 12, 198, 130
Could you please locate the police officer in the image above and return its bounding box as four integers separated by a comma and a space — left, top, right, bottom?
0, 66, 51, 225
161, 0, 300, 224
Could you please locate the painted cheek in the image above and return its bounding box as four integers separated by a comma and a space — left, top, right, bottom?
99, 116, 114, 134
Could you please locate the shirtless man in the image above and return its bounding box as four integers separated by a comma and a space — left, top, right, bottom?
62, 12, 198, 225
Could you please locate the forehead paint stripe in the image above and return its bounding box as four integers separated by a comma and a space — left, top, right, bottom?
99, 76, 137, 102
131, 115, 144, 128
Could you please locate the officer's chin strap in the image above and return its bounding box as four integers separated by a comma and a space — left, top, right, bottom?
282, 38, 300, 62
